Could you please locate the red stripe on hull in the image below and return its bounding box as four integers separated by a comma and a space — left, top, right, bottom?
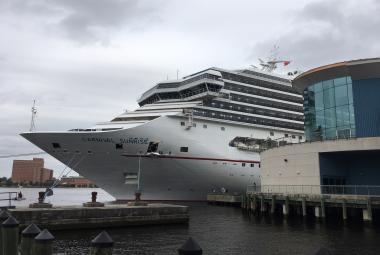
122, 154, 260, 164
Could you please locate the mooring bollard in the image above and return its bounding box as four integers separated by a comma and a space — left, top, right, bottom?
21, 223, 41, 255
33, 229, 55, 255
90, 230, 114, 255
2, 216, 19, 255
178, 237, 202, 255
0, 210, 11, 255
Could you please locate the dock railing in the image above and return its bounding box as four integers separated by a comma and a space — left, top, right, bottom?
0, 192, 18, 208
247, 185, 380, 197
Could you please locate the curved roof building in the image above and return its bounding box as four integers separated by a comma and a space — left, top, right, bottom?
259, 58, 380, 195
293, 58, 380, 141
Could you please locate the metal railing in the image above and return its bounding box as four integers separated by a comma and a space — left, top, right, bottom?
246, 185, 380, 197
0, 192, 18, 208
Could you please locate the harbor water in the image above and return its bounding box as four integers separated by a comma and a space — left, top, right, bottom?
1, 188, 379, 255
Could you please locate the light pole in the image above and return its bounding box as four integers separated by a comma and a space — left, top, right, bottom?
135, 155, 142, 202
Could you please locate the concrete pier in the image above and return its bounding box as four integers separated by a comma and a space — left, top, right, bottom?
206, 194, 242, 206
9, 204, 189, 230
242, 192, 380, 222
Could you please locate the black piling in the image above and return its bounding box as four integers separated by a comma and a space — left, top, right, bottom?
2, 216, 19, 255
0, 210, 11, 255
34, 229, 55, 255
21, 223, 41, 255
90, 230, 114, 255
178, 237, 202, 255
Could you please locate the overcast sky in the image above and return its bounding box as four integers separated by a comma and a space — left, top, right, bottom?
0, 0, 379, 178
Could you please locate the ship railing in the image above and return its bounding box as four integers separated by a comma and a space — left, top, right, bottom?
246, 185, 380, 198
0, 192, 18, 209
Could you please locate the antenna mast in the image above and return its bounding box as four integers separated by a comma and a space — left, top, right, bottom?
30, 100, 37, 131
257, 45, 291, 73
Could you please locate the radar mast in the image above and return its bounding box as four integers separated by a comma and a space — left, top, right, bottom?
258, 45, 291, 73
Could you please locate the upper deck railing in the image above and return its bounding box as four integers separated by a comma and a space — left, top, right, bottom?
247, 185, 380, 197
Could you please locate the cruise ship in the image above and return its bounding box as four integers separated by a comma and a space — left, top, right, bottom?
21, 66, 304, 201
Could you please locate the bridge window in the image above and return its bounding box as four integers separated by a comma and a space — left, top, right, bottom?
52, 143, 61, 149
115, 143, 123, 150
242, 163, 246, 167
221, 127, 225, 131
203, 124, 207, 129
180, 122, 185, 126
180, 147, 188, 152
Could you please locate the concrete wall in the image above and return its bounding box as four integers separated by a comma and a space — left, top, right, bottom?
260, 137, 380, 194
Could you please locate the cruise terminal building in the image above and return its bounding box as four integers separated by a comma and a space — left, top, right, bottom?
260, 58, 380, 194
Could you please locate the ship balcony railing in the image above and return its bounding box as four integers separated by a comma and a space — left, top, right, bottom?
181, 88, 220, 100
247, 184, 380, 197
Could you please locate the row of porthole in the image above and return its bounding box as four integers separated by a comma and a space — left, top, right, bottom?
180, 122, 226, 131
217, 162, 260, 168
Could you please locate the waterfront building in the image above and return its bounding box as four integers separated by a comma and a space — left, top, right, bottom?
60, 176, 95, 187
11, 158, 53, 184
260, 58, 380, 194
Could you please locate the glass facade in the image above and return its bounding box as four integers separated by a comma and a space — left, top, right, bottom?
303, 76, 355, 141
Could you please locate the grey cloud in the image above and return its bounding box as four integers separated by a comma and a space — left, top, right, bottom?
1, 0, 164, 44
250, 0, 380, 70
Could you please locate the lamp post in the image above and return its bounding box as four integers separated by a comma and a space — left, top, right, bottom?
135, 155, 142, 202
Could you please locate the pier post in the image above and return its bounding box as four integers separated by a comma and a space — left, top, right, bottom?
33, 229, 55, 255
363, 199, 373, 222
247, 195, 251, 212
260, 195, 265, 213
21, 224, 41, 255
301, 197, 307, 217
90, 230, 114, 255
2, 216, 19, 255
320, 198, 326, 218
271, 195, 276, 214
283, 196, 289, 216
342, 199, 347, 221
241, 195, 245, 209
178, 237, 203, 255
0, 210, 11, 255
252, 195, 257, 213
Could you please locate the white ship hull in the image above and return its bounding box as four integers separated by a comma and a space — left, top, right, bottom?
22, 116, 263, 201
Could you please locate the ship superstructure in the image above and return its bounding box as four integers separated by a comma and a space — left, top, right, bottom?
21, 67, 304, 201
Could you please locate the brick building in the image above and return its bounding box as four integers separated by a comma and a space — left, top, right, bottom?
11, 158, 53, 184
60, 176, 95, 187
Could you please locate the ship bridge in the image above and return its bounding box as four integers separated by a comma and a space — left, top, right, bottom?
138, 70, 224, 106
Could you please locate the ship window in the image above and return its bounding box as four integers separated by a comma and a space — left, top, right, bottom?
292, 135, 296, 139
180, 122, 185, 126
250, 163, 254, 167
88, 150, 93, 154
242, 163, 246, 167
203, 124, 207, 129
180, 147, 188, 152
221, 127, 225, 131
284, 134, 289, 138
52, 143, 61, 149
193, 123, 197, 127
299, 136, 303, 140
115, 143, 123, 149
270, 131, 274, 136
